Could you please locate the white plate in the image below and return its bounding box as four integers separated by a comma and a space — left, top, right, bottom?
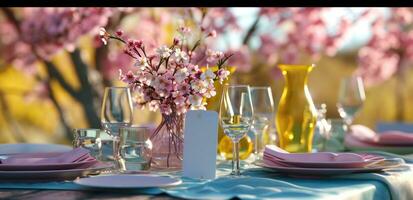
256, 158, 405, 176
0, 162, 112, 181
74, 174, 182, 189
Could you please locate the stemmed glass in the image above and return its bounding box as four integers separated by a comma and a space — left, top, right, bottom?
101, 87, 134, 167
337, 75, 365, 126
250, 86, 274, 160
219, 85, 253, 176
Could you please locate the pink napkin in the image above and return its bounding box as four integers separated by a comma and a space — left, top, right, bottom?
1, 147, 94, 165
347, 125, 413, 146
263, 145, 365, 163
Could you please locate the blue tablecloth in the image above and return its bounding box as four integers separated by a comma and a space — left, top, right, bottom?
1, 153, 412, 200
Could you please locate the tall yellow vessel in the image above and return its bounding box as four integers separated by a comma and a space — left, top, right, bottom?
276, 64, 318, 152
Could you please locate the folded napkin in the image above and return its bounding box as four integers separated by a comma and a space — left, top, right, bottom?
264, 145, 366, 163
349, 125, 413, 146
1, 147, 93, 165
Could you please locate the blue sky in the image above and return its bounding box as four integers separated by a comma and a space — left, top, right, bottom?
218, 7, 390, 53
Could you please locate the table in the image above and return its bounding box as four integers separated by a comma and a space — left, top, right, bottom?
0, 190, 178, 200
1, 144, 412, 200
1, 160, 412, 200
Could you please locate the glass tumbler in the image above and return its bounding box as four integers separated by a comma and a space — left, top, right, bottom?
73, 128, 102, 160
116, 126, 153, 172
323, 118, 348, 152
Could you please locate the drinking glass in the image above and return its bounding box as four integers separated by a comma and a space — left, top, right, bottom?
100, 87, 133, 166
337, 75, 365, 125
116, 126, 152, 172
323, 118, 347, 152
219, 85, 253, 176
312, 104, 332, 152
73, 128, 102, 160
250, 86, 274, 160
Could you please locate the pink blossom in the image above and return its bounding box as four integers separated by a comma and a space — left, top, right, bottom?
172, 48, 188, 63
156, 45, 172, 58
200, 68, 216, 80
217, 68, 230, 83
177, 83, 191, 94
148, 100, 160, 111
174, 95, 187, 106
115, 30, 124, 37
160, 103, 172, 115
203, 83, 216, 98
119, 70, 136, 84
206, 49, 224, 63
190, 79, 209, 94
174, 68, 189, 83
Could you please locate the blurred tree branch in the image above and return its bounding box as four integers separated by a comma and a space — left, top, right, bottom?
45, 79, 73, 141
69, 49, 100, 128
243, 14, 261, 45
0, 8, 103, 141
44, 61, 79, 97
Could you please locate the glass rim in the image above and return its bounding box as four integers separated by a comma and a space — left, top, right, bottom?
328, 118, 347, 122
250, 86, 271, 90
73, 128, 101, 131
104, 86, 131, 90
225, 84, 250, 88
119, 126, 150, 130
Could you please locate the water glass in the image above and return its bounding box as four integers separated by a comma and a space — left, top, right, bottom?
337, 75, 365, 125
323, 118, 347, 152
73, 128, 102, 160
250, 86, 274, 160
116, 126, 153, 172
219, 85, 253, 176
312, 104, 332, 152
99, 130, 116, 162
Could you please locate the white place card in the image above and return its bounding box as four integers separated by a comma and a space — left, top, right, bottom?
183, 110, 218, 179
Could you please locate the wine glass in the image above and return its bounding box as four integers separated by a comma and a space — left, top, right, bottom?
250, 86, 274, 160
219, 85, 253, 176
337, 75, 365, 126
101, 87, 133, 166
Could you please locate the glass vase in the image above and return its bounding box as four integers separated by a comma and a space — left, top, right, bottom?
276, 64, 318, 152
150, 111, 184, 170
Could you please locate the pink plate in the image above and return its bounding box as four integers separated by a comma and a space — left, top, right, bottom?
0, 162, 113, 181
263, 154, 385, 168
257, 158, 404, 176
74, 174, 182, 189
0, 152, 98, 171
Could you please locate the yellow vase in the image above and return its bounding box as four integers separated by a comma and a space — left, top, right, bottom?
276, 64, 318, 153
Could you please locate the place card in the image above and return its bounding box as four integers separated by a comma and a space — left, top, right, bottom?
183, 110, 218, 179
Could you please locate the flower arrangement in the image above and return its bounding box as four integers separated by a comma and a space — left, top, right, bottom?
99, 24, 232, 168
99, 25, 231, 116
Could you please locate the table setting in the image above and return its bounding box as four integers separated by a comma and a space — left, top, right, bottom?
2, 8, 413, 200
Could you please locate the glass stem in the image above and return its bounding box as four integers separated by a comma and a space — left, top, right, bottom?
113, 136, 123, 170
232, 141, 240, 176
254, 130, 263, 155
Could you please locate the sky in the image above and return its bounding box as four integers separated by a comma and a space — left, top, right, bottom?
218, 7, 390, 53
